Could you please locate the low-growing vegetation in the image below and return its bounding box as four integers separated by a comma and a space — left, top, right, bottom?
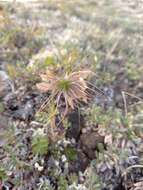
1, 0, 143, 190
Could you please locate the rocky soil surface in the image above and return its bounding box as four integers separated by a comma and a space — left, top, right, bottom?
1, 0, 143, 190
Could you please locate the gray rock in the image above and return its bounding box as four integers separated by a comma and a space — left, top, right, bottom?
0, 115, 9, 130
0, 115, 9, 146
0, 71, 11, 98
80, 131, 104, 159
69, 150, 89, 173
12, 101, 34, 121
66, 111, 84, 140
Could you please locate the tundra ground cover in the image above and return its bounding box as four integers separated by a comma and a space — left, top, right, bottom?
1, 0, 143, 189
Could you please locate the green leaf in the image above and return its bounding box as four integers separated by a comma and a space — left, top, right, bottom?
32, 135, 49, 156
65, 146, 77, 161
44, 56, 55, 67
0, 167, 7, 181
58, 176, 68, 190
0, 102, 4, 113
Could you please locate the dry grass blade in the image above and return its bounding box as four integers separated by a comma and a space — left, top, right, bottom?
69, 70, 93, 79
122, 165, 143, 177
36, 82, 52, 92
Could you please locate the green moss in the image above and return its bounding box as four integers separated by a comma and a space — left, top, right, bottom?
32, 135, 49, 156
36, 111, 50, 124
58, 176, 68, 190
0, 102, 4, 113
44, 56, 56, 67
126, 64, 141, 81
0, 166, 7, 181
64, 146, 77, 161
49, 145, 60, 159
57, 79, 71, 92
125, 57, 143, 81
36, 103, 58, 127
68, 173, 78, 184
6, 63, 39, 83
6, 64, 20, 79
88, 106, 113, 127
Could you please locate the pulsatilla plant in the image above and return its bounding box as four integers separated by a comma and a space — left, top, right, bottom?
36, 68, 93, 116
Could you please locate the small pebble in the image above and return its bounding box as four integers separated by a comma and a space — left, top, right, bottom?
55, 160, 59, 167
41, 159, 44, 165
35, 162, 44, 172
63, 139, 71, 147
30, 121, 42, 128
71, 138, 76, 144
82, 128, 87, 133
61, 155, 67, 162
87, 127, 91, 131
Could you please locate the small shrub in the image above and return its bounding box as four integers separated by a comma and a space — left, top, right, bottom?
32, 132, 49, 156
36, 68, 93, 115
64, 146, 77, 161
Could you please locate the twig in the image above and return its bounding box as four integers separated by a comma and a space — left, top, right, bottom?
106, 29, 122, 59
122, 164, 143, 177
122, 91, 143, 115
122, 91, 128, 116
123, 91, 143, 102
